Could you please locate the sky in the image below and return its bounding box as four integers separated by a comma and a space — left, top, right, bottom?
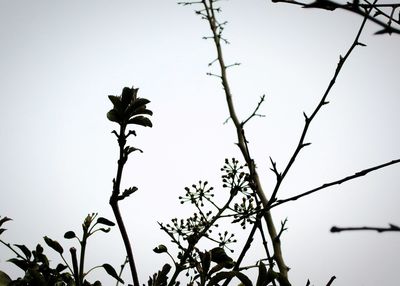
0, 0, 399, 285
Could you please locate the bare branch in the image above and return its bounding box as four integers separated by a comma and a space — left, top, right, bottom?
326, 276, 336, 286
271, 159, 400, 208
272, 0, 400, 34
267, 5, 372, 207
331, 223, 400, 233
225, 62, 241, 69
200, 0, 290, 282
242, 94, 266, 126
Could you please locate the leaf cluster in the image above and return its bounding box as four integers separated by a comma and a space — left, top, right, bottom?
0, 214, 123, 286
107, 87, 153, 128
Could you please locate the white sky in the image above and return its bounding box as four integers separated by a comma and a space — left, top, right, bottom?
0, 0, 399, 285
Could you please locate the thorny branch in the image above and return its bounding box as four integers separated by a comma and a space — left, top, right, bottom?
267, 3, 376, 208
272, 0, 400, 35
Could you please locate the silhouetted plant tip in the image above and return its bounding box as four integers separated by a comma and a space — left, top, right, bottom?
107, 86, 153, 286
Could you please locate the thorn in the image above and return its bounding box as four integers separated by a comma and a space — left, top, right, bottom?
111, 130, 119, 138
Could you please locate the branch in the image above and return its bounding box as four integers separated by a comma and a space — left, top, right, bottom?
267, 5, 373, 206
271, 158, 400, 208
200, 0, 290, 282
331, 223, 400, 233
241, 94, 266, 126
326, 276, 336, 286
272, 0, 400, 35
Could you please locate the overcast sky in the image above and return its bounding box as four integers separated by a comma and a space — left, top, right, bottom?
0, 0, 399, 285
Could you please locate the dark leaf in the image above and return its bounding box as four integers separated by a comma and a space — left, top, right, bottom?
56, 263, 68, 272
127, 116, 153, 127
210, 247, 234, 266
103, 263, 124, 284
208, 271, 252, 286
0, 270, 12, 285
98, 228, 111, 233
122, 187, 138, 198
124, 147, 143, 156
121, 87, 138, 106
108, 95, 120, 108
0, 217, 12, 227
36, 243, 44, 254
153, 245, 168, 254
256, 262, 268, 286
107, 109, 122, 123
303, 0, 337, 10
44, 236, 64, 254
161, 263, 171, 275
97, 217, 115, 226
108, 95, 124, 112
64, 231, 76, 239
8, 258, 29, 271
14, 244, 31, 260
132, 97, 150, 109
199, 250, 211, 275
132, 107, 153, 117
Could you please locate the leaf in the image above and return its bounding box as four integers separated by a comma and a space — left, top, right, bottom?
132, 107, 153, 117
127, 116, 153, 127
108, 95, 124, 112
256, 262, 268, 286
121, 187, 138, 199
0, 229, 6, 236
103, 263, 124, 284
56, 263, 68, 272
8, 258, 29, 271
97, 217, 115, 226
44, 236, 64, 254
0, 270, 12, 286
132, 98, 150, 110
0, 217, 11, 228
121, 87, 137, 105
107, 109, 122, 123
98, 228, 111, 233
64, 231, 76, 239
160, 263, 171, 275
199, 250, 211, 275
153, 244, 168, 254
210, 247, 234, 268
14, 244, 31, 260
208, 271, 252, 286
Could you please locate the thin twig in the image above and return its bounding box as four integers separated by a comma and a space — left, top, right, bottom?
331, 223, 400, 233
326, 276, 336, 286
241, 95, 266, 126
271, 159, 400, 208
